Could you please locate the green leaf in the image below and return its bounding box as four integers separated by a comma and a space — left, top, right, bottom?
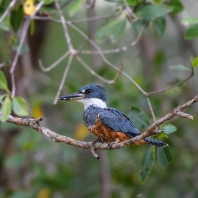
0, 94, 6, 102
0, 15, 10, 31
184, 24, 198, 40
182, 18, 198, 26
96, 19, 126, 43
136, 5, 172, 20
132, 19, 149, 34
157, 147, 173, 168
132, 20, 141, 31
169, 64, 191, 71
161, 123, 177, 135
12, 42, 29, 54
153, 17, 166, 36
167, 0, 184, 15
0, 70, 9, 92
157, 132, 168, 139
191, 57, 198, 68
0, 0, 10, 10
69, 0, 84, 17
128, 106, 150, 129
10, 7, 23, 32
0, 97, 11, 122
140, 147, 155, 184
12, 96, 29, 116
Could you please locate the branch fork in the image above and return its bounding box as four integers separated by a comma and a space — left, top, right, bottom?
174, 108, 193, 120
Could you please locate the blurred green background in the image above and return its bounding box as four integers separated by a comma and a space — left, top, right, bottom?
0, 0, 198, 197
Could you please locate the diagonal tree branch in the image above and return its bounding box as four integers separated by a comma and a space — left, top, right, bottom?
31, 13, 120, 24
148, 69, 194, 95
10, 0, 45, 98
76, 55, 123, 84
55, 1, 74, 52
79, 27, 143, 55
0, 0, 19, 23
39, 51, 70, 72
7, 94, 198, 159
53, 55, 73, 104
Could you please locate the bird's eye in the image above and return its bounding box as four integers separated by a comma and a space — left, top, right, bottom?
86, 89, 92, 94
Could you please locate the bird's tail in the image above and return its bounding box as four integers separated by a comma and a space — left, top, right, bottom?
144, 137, 168, 147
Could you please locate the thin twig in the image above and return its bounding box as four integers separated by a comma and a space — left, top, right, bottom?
90, 148, 99, 159
10, 19, 30, 74
148, 70, 194, 95
76, 56, 123, 84
174, 110, 193, 120
69, 12, 119, 23
10, 0, 45, 98
53, 55, 73, 104
146, 97, 157, 122
39, 51, 70, 72
31, 12, 120, 24
123, 0, 137, 21
0, 0, 19, 23
106, 60, 148, 96
10, 0, 45, 74
55, 1, 74, 52
80, 27, 143, 54
10, 73, 15, 98
86, 0, 96, 9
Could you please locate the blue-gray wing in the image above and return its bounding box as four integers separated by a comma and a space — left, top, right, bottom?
99, 108, 141, 138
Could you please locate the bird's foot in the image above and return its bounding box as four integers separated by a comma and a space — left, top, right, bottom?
92, 138, 103, 150
108, 139, 119, 150
108, 142, 115, 150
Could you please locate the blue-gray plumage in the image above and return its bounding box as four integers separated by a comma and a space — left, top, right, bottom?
59, 84, 168, 147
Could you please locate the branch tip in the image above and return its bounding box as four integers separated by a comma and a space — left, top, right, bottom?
89, 148, 99, 159
174, 110, 194, 120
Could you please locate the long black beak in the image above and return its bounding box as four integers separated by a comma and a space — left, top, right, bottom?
59, 92, 85, 101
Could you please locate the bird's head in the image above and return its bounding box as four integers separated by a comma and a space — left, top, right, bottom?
59, 84, 107, 109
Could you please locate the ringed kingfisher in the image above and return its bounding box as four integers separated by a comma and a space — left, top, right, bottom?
59, 84, 168, 148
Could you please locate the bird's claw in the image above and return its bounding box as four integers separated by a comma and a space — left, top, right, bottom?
108, 139, 119, 150
92, 138, 103, 150
108, 142, 115, 150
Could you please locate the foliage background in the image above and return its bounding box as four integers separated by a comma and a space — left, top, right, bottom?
0, 0, 198, 197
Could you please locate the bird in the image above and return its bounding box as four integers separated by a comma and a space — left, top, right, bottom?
59, 84, 168, 148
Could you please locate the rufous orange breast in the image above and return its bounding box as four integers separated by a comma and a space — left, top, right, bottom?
89, 118, 146, 145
